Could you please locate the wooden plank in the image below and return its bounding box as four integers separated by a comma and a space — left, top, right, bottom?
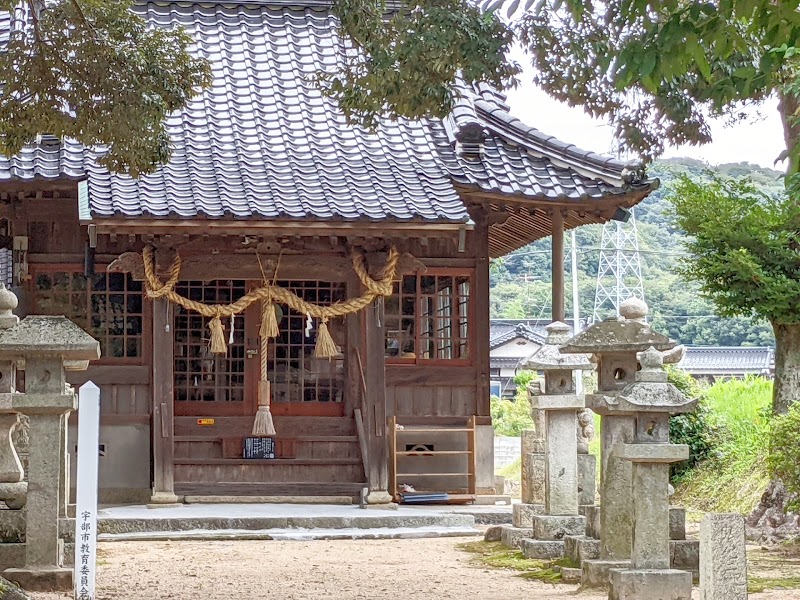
354, 408, 369, 483
68, 366, 150, 386
385, 366, 475, 386
413, 386, 434, 415
364, 300, 388, 495
433, 387, 452, 417
473, 209, 491, 417
151, 298, 175, 500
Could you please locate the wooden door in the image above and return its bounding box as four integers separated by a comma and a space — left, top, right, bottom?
267, 280, 345, 417
173, 279, 259, 416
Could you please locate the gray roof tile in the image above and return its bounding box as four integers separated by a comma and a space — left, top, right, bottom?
0, 1, 655, 223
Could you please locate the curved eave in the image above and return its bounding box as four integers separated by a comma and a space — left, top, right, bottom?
457, 183, 657, 258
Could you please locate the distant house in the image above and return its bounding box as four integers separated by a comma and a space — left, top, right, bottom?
489, 320, 550, 398
677, 346, 775, 381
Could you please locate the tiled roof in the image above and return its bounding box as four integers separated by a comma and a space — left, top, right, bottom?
0, 1, 656, 228
678, 346, 774, 375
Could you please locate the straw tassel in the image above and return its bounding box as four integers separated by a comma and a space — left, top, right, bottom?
260, 302, 279, 339
313, 318, 338, 359
252, 380, 276, 436
208, 314, 228, 355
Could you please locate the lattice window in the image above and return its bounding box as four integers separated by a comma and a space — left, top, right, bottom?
385, 272, 472, 363
173, 280, 246, 405
33, 270, 143, 360
269, 280, 345, 404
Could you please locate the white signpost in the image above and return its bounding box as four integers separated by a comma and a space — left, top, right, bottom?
74, 382, 100, 600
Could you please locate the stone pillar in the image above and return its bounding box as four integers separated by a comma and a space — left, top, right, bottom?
545, 409, 578, 515
700, 514, 747, 600
599, 414, 636, 560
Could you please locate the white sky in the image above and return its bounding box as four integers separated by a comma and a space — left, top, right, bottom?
504, 50, 787, 170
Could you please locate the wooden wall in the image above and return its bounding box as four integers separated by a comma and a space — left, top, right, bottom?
386, 366, 476, 417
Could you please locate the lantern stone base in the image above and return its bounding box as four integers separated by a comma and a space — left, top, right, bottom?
532, 515, 585, 540
512, 503, 544, 528
581, 559, 631, 588
4, 566, 73, 592
608, 568, 692, 600
564, 535, 599, 563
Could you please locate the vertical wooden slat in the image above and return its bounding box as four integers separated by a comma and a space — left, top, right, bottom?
473, 213, 491, 417
151, 298, 176, 501
467, 415, 476, 495
389, 415, 397, 501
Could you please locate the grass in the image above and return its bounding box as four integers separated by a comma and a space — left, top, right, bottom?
747, 541, 800, 593
673, 376, 773, 514
457, 541, 563, 583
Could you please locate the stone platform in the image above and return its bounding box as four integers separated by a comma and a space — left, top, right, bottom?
0, 503, 489, 570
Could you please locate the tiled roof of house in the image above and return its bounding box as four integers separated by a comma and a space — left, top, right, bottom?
489, 322, 548, 350
0, 1, 656, 230
677, 346, 774, 375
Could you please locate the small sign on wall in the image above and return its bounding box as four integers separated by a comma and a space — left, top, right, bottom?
197, 418, 215, 426
244, 437, 276, 459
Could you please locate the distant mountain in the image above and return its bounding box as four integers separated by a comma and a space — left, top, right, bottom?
489, 157, 777, 347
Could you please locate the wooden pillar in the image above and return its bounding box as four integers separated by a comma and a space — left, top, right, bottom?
150, 298, 178, 504
364, 299, 391, 503
551, 209, 566, 323
474, 213, 491, 417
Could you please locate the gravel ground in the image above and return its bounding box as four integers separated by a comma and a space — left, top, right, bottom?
28, 538, 800, 600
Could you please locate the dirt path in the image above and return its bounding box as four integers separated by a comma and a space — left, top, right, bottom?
27, 538, 800, 600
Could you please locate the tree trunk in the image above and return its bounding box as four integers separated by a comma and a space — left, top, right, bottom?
778, 91, 800, 179
771, 321, 800, 414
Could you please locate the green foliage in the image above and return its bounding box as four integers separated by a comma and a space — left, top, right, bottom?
768, 403, 800, 512
667, 367, 714, 479
490, 371, 535, 436
0, 0, 212, 176
517, 0, 800, 164
324, 0, 519, 129
668, 174, 800, 326
673, 376, 773, 514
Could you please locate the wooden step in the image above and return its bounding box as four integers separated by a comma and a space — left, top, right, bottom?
174, 458, 360, 466
175, 482, 367, 498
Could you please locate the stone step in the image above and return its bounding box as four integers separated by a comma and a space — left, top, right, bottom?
512, 503, 544, 528
560, 566, 582, 584
499, 525, 530, 549
520, 539, 564, 560
57, 505, 477, 543
564, 535, 600, 563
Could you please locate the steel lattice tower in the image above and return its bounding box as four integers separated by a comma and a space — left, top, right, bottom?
592, 209, 645, 323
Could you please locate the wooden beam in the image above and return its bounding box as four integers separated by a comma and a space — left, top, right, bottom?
345, 270, 364, 418
473, 209, 491, 418
92, 218, 471, 238
552, 209, 565, 322
151, 298, 177, 503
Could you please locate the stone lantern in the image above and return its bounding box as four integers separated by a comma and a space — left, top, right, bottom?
607, 346, 695, 600
560, 298, 675, 586
0, 292, 100, 591
518, 321, 593, 559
